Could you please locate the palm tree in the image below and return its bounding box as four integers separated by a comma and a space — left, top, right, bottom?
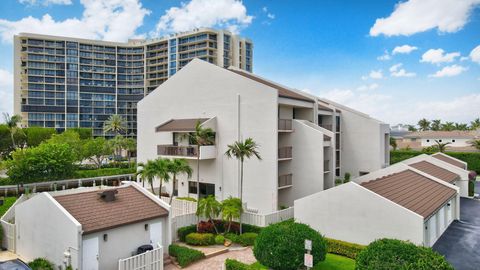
417, 118, 430, 131
431, 120, 442, 131
221, 197, 243, 233
109, 135, 126, 161
190, 121, 215, 200
389, 137, 397, 151
441, 122, 455, 131
3, 113, 22, 149
196, 195, 221, 233
407, 125, 417, 132
154, 158, 170, 198
123, 138, 136, 166
434, 140, 451, 153
167, 158, 193, 205
469, 140, 480, 151
103, 114, 127, 136
225, 138, 261, 233
135, 160, 158, 193
455, 123, 468, 131
470, 118, 480, 130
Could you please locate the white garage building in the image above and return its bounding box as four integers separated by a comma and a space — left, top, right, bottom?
295, 163, 460, 247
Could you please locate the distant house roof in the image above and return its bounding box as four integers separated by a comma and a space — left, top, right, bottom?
155, 118, 209, 132
409, 161, 460, 183
432, 153, 467, 169
361, 170, 456, 219
54, 186, 168, 234
229, 69, 314, 103
404, 130, 476, 139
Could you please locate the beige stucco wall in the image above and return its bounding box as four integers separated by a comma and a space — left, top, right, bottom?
84, 216, 168, 270
16, 193, 81, 269
295, 182, 425, 245
137, 59, 279, 213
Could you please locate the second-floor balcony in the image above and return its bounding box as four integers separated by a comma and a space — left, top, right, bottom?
278, 174, 293, 189
278, 119, 293, 132
157, 145, 216, 160
278, 146, 292, 160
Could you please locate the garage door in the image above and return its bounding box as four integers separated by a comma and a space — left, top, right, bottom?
428, 215, 437, 246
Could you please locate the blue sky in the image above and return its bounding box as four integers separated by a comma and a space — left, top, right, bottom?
0, 0, 479, 125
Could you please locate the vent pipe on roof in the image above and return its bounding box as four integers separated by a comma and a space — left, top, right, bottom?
99, 189, 118, 202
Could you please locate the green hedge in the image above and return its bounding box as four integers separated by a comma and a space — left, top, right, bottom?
178, 225, 197, 242
325, 238, 365, 259
391, 150, 480, 173
168, 244, 205, 267
185, 232, 215, 246
239, 232, 258, 246
242, 223, 263, 234
176, 197, 197, 202
28, 258, 54, 270
73, 167, 135, 178
225, 259, 267, 270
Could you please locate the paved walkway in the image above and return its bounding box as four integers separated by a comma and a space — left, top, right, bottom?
0, 251, 21, 261
165, 247, 256, 270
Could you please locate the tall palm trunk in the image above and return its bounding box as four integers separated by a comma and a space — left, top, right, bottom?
196, 144, 200, 229
169, 174, 176, 205
150, 178, 155, 195
159, 179, 163, 199
240, 160, 244, 234
10, 131, 16, 149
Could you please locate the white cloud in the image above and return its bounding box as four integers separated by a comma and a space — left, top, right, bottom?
0, 69, 13, 115
362, 69, 383, 80
0, 0, 150, 43
267, 13, 275, 20
370, 0, 480, 37
420, 49, 461, 64
470, 45, 480, 64
19, 0, 72, 6
377, 51, 391, 61
429, 64, 468, 77
392, 45, 418, 54
357, 83, 379, 91
389, 63, 416, 77
152, 0, 253, 36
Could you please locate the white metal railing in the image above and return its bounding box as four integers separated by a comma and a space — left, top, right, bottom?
171, 213, 198, 241
160, 197, 197, 217
1, 194, 27, 252
118, 246, 163, 270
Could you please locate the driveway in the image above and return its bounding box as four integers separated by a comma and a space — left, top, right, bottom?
433, 198, 480, 270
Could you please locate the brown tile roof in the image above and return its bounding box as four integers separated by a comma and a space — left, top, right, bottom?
361, 170, 456, 219
54, 186, 168, 234
156, 118, 209, 132
405, 130, 476, 139
432, 153, 467, 169
409, 161, 460, 183
229, 69, 314, 102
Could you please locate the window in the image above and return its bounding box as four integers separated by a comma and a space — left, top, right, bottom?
426, 139, 430, 142
359, 171, 369, 176
188, 182, 215, 198
452, 139, 456, 143
439, 139, 442, 142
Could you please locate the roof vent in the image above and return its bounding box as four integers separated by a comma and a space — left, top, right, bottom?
98, 189, 118, 202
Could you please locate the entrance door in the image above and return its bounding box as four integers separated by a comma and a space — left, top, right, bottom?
150, 222, 162, 248
82, 237, 99, 270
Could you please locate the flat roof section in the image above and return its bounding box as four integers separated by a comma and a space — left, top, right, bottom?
361, 170, 456, 219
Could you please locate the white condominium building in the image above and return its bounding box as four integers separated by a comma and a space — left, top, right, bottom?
13, 28, 252, 137
137, 59, 389, 213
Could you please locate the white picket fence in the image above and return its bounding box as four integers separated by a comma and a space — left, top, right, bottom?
160, 197, 196, 217
171, 213, 198, 241
0, 194, 27, 252
118, 246, 163, 270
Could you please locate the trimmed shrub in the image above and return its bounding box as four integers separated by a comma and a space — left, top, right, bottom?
242, 223, 262, 234
253, 221, 327, 270
239, 233, 258, 246
28, 258, 54, 270
178, 225, 197, 242
225, 232, 240, 243
325, 237, 365, 259
168, 244, 205, 267
225, 259, 268, 270
215, 234, 225, 245
356, 238, 453, 270
186, 232, 215, 246
197, 220, 215, 233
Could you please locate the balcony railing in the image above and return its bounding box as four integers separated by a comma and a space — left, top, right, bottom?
278, 119, 293, 131
278, 146, 292, 160
158, 145, 198, 157
278, 174, 293, 189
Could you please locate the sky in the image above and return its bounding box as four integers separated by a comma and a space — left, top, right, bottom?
0, 0, 479, 126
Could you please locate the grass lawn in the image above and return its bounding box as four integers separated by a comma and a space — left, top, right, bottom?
314, 253, 356, 270
0, 197, 17, 217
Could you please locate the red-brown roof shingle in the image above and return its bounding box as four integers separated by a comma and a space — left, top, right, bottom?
432, 153, 467, 169
409, 161, 460, 183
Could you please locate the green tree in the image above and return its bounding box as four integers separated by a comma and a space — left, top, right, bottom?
136, 160, 158, 193
221, 197, 243, 233
82, 137, 113, 168
154, 158, 171, 198
434, 140, 451, 153
389, 137, 397, 150
455, 123, 468, 131
417, 118, 430, 131
0, 125, 25, 158
24, 127, 56, 147
47, 130, 83, 161
3, 113, 23, 149
430, 119, 442, 131
103, 114, 126, 136
196, 195, 221, 234
407, 125, 417, 132
225, 137, 261, 233
166, 158, 192, 204
441, 122, 455, 131
109, 135, 126, 161
469, 140, 480, 151
123, 137, 136, 166
5, 142, 76, 183
471, 118, 480, 130
69, 127, 93, 139
190, 122, 215, 201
